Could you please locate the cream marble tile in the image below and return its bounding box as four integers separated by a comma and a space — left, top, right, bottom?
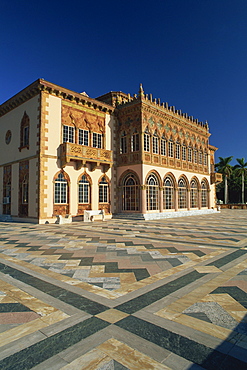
40, 310, 69, 324
61, 348, 110, 370
96, 309, 129, 323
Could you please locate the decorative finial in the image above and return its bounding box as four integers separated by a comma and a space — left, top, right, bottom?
139, 83, 144, 97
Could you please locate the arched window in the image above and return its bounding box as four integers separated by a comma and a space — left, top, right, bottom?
54, 173, 68, 204
178, 178, 187, 209
152, 131, 159, 154
120, 131, 127, 154
99, 176, 109, 203
146, 174, 159, 210
20, 111, 30, 149
201, 181, 208, 207
175, 141, 181, 159
164, 176, 174, 209
190, 179, 198, 208
131, 129, 139, 152
122, 173, 139, 211
22, 176, 28, 204
161, 135, 166, 156
168, 139, 174, 157
144, 128, 150, 152
78, 175, 90, 204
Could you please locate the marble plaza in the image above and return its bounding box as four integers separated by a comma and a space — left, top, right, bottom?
0, 209, 246, 369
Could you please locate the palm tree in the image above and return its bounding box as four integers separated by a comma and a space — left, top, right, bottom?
234, 158, 247, 204
215, 156, 233, 204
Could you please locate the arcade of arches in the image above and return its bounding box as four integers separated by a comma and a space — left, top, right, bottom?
119, 172, 210, 214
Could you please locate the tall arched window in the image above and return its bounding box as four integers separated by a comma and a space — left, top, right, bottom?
163, 176, 174, 209
188, 146, 192, 162
122, 173, 139, 211
99, 176, 109, 203
152, 131, 159, 154
54, 173, 68, 204
131, 129, 139, 152
120, 131, 127, 154
20, 111, 30, 149
78, 175, 90, 204
144, 128, 150, 152
201, 181, 208, 207
146, 174, 159, 210
204, 150, 208, 166
194, 148, 198, 164
178, 178, 187, 209
190, 179, 198, 208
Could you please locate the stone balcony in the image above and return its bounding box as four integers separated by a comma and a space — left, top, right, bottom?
210, 172, 223, 184
59, 143, 113, 171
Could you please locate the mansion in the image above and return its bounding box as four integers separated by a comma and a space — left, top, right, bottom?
0, 79, 222, 223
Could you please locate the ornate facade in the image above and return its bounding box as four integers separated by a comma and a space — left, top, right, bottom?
0, 79, 221, 223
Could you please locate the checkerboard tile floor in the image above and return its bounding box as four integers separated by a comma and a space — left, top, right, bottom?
0, 210, 246, 369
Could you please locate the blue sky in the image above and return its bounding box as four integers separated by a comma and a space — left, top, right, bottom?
1, 0, 247, 165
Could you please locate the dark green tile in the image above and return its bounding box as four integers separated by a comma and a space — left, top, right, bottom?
0, 317, 109, 370
0, 303, 32, 313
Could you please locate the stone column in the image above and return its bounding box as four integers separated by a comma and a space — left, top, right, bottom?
160, 187, 164, 212
175, 187, 178, 211
187, 189, 190, 210
140, 185, 147, 214
198, 189, 202, 209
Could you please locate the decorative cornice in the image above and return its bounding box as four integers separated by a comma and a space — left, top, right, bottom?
0, 79, 114, 117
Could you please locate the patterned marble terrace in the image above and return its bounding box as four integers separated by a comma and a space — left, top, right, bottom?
0, 209, 246, 369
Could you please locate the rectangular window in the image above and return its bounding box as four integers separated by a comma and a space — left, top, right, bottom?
204, 152, 208, 166
63, 126, 74, 143
152, 136, 159, 154
182, 146, 186, 161
194, 150, 198, 163
188, 147, 192, 162
144, 133, 150, 152
78, 129, 89, 146
79, 184, 89, 203
23, 126, 29, 146
168, 141, 174, 157
175, 143, 180, 159
93, 133, 102, 148
161, 139, 166, 156
131, 133, 139, 152
199, 151, 202, 164
99, 185, 108, 203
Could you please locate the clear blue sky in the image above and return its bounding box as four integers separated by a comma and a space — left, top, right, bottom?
1, 0, 247, 165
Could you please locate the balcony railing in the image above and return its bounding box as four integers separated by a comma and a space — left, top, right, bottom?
59, 143, 113, 170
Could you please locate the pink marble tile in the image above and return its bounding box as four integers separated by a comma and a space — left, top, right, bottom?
0, 312, 40, 324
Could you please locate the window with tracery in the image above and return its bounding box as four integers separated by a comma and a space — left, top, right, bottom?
99, 177, 109, 203
146, 174, 159, 210
201, 181, 208, 207
190, 180, 198, 208
54, 173, 68, 204
178, 178, 187, 209
78, 175, 90, 204
163, 176, 174, 209
122, 174, 139, 211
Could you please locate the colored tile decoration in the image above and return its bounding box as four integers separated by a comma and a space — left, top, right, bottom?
0, 209, 246, 369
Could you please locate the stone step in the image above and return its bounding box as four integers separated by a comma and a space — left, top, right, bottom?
0, 214, 13, 222
112, 213, 145, 220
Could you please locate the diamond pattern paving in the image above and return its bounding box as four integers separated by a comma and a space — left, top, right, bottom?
0, 209, 246, 369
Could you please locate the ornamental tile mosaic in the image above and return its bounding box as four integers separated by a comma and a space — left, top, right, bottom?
0, 209, 246, 369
